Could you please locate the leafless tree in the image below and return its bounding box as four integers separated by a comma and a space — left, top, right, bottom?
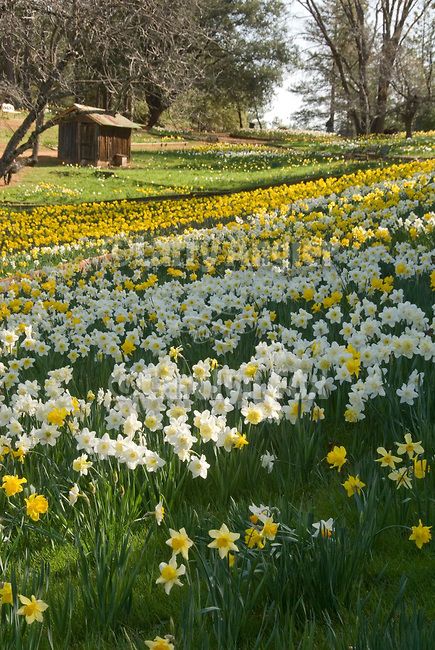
0, 0, 85, 176
390, 12, 434, 136
76, 0, 206, 127
372, 0, 432, 131
0, 0, 205, 177
298, 0, 432, 134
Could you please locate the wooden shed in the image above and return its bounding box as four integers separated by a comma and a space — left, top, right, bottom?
57, 103, 141, 166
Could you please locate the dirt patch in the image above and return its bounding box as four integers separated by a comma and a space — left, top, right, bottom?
0, 150, 58, 193
214, 134, 273, 146
130, 136, 274, 151
0, 144, 57, 157
0, 114, 24, 133
131, 140, 207, 150
0, 163, 31, 190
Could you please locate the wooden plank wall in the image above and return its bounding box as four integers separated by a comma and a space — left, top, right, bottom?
59, 120, 132, 164
98, 127, 131, 162
58, 122, 78, 162
80, 123, 98, 162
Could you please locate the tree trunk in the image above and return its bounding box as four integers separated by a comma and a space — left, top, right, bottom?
326, 62, 336, 132
130, 89, 135, 122
2, 37, 16, 91
31, 111, 44, 163
146, 103, 164, 129
124, 85, 134, 119
371, 77, 390, 133
403, 94, 419, 139
0, 53, 72, 177
237, 105, 243, 129
74, 59, 81, 103
0, 111, 39, 177
349, 107, 363, 135
254, 107, 262, 129
372, 27, 403, 133
103, 86, 110, 111
145, 87, 169, 129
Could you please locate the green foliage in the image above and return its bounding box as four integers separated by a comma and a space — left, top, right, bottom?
0, 143, 375, 206
197, 0, 294, 123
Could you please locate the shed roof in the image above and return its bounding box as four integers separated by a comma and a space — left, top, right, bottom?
59, 103, 142, 129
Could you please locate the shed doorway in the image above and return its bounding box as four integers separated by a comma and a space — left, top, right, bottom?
80, 123, 97, 163
57, 104, 141, 165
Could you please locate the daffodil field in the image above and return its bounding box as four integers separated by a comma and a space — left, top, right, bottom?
0, 157, 435, 649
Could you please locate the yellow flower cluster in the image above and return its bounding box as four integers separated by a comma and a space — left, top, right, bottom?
1, 474, 48, 521
0, 160, 433, 259
0, 582, 48, 625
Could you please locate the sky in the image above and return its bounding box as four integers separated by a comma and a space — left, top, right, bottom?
263, 3, 309, 127
263, 74, 304, 126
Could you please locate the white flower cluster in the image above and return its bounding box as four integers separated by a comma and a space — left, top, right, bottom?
0, 170, 433, 480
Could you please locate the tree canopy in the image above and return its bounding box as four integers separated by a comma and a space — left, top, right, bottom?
0, 0, 292, 172
295, 0, 433, 134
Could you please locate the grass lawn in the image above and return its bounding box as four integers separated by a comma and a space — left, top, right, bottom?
1, 112, 433, 206
230, 128, 435, 158
0, 145, 379, 206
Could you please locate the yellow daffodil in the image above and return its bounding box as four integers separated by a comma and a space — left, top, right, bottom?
121, 338, 136, 356
25, 494, 49, 521
326, 446, 347, 471
47, 407, 68, 426
208, 523, 240, 559
342, 475, 366, 497
2, 474, 27, 497
156, 557, 186, 595
145, 637, 174, 650
395, 433, 424, 459
413, 459, 429, 479
165, 528, 193, 560
245, 527, 265, 549
17, 595, 48, 624
375, 447, 402, 469
409, 520, 432, 549
261, 517, 279, 541
0, 582, 13, 606
169, 346, 183, 361
72, 454, 93, 475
